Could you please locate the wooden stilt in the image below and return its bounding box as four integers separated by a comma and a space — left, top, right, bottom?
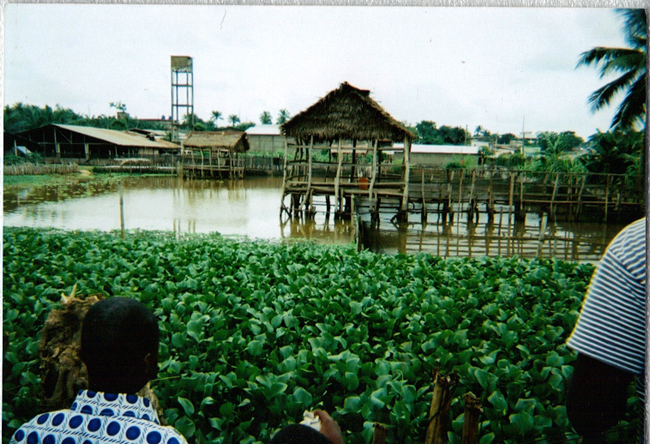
372, 423, 387, 444
550, 173, 559, 222
604, 174, 610, 222
461, 392, 482, 444
575, 175, 586, 221
424, 372, 457, 444
398, 137, 412, 221
335, 138, 343, 215
421, 169, 428, 225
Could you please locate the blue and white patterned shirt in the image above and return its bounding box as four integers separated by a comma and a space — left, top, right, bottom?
10, 390, 187, 444
568, 218, 647, 396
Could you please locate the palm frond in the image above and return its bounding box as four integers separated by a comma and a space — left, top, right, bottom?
588, 70, 639, 111
611, 75, 647, 130
577, 47, 644, 75
616, 9, 647, 47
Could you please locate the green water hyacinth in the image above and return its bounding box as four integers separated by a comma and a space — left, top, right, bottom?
2, 228, 642, 443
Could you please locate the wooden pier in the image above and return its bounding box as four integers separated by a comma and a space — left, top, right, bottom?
285, 166, 643, 226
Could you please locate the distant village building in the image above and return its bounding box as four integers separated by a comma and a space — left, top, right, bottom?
12, 124, 180, 162
181, 131, 249, 179
182, 131, 249, 154
470, 139, 492, 149
393, 144, 481, 167
245, 125, 292, 154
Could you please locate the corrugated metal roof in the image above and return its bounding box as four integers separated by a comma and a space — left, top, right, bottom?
393, 143, 479, 155
245, 125, 283, 136
53, 124, 179, 149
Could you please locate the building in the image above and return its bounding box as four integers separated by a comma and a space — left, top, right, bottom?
392, 144, 481, 167
280, 81, 416, 219
12, 124, 180, 162
245, 125, 292, 154
181, 131, 249, 178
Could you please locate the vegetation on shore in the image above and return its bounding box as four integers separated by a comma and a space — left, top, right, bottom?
3, 228, 642, 443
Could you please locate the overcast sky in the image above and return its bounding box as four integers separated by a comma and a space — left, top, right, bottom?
3, 5, 633, 138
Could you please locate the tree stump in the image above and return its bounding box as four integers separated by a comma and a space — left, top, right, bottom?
38, 290, 165, 423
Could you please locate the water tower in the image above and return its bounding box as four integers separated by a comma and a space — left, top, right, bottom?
171, 56, 194, 141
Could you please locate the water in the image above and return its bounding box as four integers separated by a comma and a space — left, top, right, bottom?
3, 175, 633, 260
3, 176, 355, 244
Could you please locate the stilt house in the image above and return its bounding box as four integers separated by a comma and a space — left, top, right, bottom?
280, 82, 416, 220
182, 131, 249, 178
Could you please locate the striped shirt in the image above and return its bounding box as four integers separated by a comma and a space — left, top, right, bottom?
568, 218, 647, 397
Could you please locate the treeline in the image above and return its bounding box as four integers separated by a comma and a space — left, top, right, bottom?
4, 103, 166, 134
2, 103, 258, 135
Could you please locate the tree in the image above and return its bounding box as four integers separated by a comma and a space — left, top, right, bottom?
577, 9, 646, 130
438, 125, 470, 145
235, 122, 256, 132
228, 114, 241, 126
497, 133, 517, 145
109, 102, 127, 113
211, 111, 223, 126
260, 111, 273, 125
276, 109, 290, 125
415, 121, 443, 145
474, 125, 492, 138
537, 131, 585, 153
581, 129, 643, 175
534, 133, 587, 173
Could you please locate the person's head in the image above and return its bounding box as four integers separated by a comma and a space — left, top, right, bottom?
80, 297, 159, 394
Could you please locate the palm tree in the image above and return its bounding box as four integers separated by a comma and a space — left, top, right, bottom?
211, 111, 223, 126
228, 114, 240, 126
581, 130, 643, 176
260, 111, 272, 125
276, 109, 290, 125
577, 9, 646, 130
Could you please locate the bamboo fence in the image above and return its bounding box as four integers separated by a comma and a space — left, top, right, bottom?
4, 163, 78, 176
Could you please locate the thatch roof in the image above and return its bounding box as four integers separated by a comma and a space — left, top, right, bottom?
281, 82, 416, 143
183, 131, 249, 152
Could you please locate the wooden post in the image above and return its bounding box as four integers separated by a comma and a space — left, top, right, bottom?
369, 139, 379, 218
421, 169, 427, 224
302, 136, 314, 213
487, 171, 494, 222
84, 143, 90, 161
508, 172, 515, 221
350, 140, 357, 183
550, 173, 559, 221
461, 392, 482, 444
575, 175, 586, 221
372, 423, 388, 444
400, 137, 411, 216
119, 182, 125, 239
335, 138, 343, 214
369, 139, 378, 199
458, 169, 464, 213
468, 170, 476, 222
604, 174, 610, 222
424, 372, 457, 444
518, 172, 525, 223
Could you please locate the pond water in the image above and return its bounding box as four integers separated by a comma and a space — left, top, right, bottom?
3, 174, 634, 260
3, 175, 355, 244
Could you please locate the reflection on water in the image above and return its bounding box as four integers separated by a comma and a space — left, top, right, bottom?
361, 206, 632, 261
4, 175, 633, 260
3, 176, 354, 243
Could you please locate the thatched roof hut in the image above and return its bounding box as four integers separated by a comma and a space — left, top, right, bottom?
183, 131, 249, 153
281, 82, 416, 143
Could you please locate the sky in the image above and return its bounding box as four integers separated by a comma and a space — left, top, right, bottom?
2, 5, 633, 139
